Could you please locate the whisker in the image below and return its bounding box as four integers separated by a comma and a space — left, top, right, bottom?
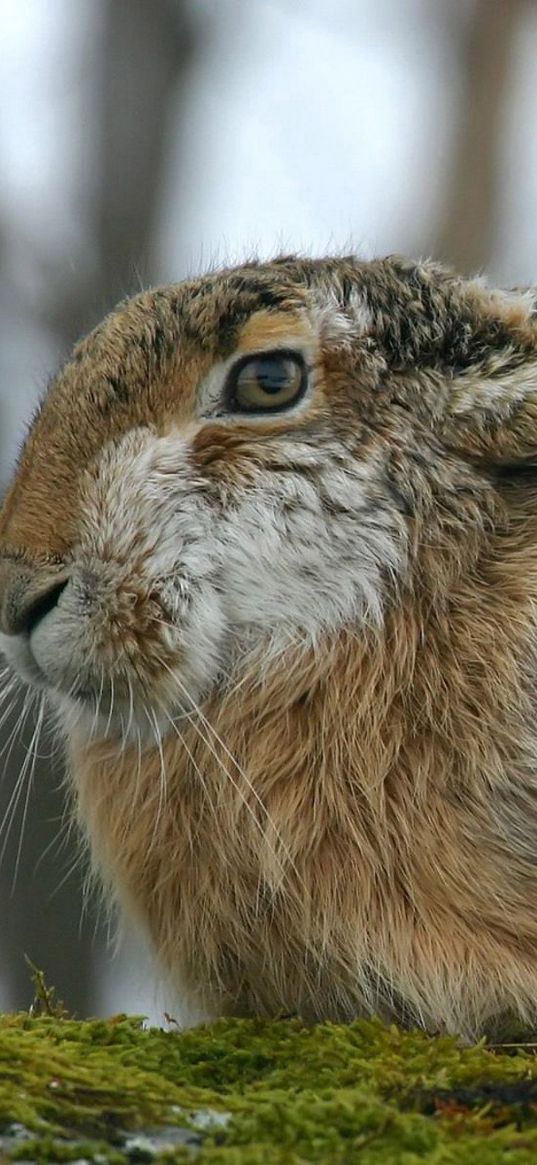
104, 671, 116, 738
135, 720, 143, 804
124, 675, 135, 749
0, 669, 19, 697
0, 677, 21, 707
153, 658, 302, 894
144, 703, 168, 845
49, 844, 88, 901
155, 699, 221, 835
89, 664, 106, 743
167, 659, 297, 841
34, 804, 74, 875
0, 690, 40, 871
11, 694, 46, 891
0, 694, 22, 739
0, 685, 35, 765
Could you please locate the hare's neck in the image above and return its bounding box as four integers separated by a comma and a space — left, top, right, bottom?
72, 568, 537, 874
68, 550, 537, 1015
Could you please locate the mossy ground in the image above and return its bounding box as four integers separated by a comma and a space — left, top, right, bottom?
1, 1005, 537, 1163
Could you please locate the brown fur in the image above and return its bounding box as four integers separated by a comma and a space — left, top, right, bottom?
2, 255, 537, 1038
69, 497, 537, 1038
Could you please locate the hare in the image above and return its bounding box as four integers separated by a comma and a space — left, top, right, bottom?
1, 254, 537, 1039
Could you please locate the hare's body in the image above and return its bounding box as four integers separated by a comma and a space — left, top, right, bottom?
1, 255, 537, 1037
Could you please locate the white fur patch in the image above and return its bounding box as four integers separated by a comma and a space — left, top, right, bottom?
10, 421, 406, 745
217, 445, 403, 648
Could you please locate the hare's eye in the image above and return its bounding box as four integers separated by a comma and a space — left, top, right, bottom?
227, 351, 306, 413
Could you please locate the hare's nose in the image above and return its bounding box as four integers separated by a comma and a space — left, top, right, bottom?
0, 558, 69, 637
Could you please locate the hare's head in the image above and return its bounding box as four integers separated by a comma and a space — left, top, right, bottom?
1, 255, 536, 743
3, 255, 537, 1036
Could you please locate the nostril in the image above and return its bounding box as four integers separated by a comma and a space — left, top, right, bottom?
24, 578, 69, 636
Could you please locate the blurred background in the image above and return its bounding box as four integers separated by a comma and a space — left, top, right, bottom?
0, 0, 536, 1020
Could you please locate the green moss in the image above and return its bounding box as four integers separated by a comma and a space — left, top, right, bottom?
0, 1010, 536, 1162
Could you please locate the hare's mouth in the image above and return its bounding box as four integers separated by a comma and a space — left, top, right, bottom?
0, 622, 192, 746
0, 562, 224, 745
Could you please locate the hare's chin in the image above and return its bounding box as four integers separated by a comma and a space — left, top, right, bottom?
50, 689, 173, 747
0, 621, 199, 747
0, 645, 177, 749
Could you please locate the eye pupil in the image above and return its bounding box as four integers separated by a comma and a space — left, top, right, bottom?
254, 358, 291, 394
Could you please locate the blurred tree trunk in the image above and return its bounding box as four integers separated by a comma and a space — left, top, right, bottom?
0, 0, 198, 1015
96, 0, 196, 310
48, 0, 198, 345
436, 0, 522, 275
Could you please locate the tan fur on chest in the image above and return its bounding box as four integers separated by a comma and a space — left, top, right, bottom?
71, 524, 537, 1039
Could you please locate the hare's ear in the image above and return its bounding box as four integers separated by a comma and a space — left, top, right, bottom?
437, 283, 537, 467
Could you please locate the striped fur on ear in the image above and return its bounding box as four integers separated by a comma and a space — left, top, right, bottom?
441, 281, 537, 464
333, 255, 537, 465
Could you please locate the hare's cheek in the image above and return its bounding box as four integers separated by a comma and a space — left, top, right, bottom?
216, 467, 406, 644
1, 431, 230, 741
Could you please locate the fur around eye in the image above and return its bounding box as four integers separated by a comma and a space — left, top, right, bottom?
225, 350, 306, 413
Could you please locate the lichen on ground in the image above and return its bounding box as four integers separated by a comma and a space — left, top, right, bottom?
1, 1005, 537, 1163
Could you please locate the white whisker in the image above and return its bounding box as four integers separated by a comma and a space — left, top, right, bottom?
104, 671, 116, 738
144, 703, 168, 845
124, 674, 135, 749
0, 690, 40, 872
153, 656, 303, 894
0, 694, 21, 739
11, 694, 46, 891
156, 699, 220, 835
